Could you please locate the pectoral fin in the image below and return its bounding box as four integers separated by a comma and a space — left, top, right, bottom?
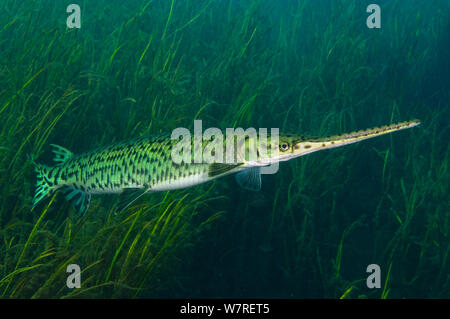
235, 167, 261, 191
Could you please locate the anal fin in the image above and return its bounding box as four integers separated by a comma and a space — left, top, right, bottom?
60, 187, 91, 216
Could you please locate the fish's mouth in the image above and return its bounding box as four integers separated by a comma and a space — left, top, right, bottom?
278, 119, 421, 161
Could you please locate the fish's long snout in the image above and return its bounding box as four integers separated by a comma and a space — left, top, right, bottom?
291, 119, 421, 158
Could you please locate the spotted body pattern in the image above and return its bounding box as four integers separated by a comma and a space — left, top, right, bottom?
56, 134, 211, 193
31, 120, 420, 215
32, 134, 218, 214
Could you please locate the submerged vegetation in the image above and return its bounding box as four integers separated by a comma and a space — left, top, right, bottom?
0, 0, 448, 298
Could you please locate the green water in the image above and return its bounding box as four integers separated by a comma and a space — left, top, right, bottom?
0, 0, 448, 298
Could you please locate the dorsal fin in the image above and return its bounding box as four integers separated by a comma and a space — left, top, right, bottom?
50, 144, 73, 163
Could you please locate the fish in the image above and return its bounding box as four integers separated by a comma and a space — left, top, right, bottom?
30, 119, 420, 215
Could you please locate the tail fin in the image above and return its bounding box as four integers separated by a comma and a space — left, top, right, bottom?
30, 156, 55, 210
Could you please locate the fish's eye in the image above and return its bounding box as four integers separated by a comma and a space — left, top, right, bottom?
279, 142, 289, 152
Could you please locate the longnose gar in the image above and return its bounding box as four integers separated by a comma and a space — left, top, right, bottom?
31, 120, 420, 215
